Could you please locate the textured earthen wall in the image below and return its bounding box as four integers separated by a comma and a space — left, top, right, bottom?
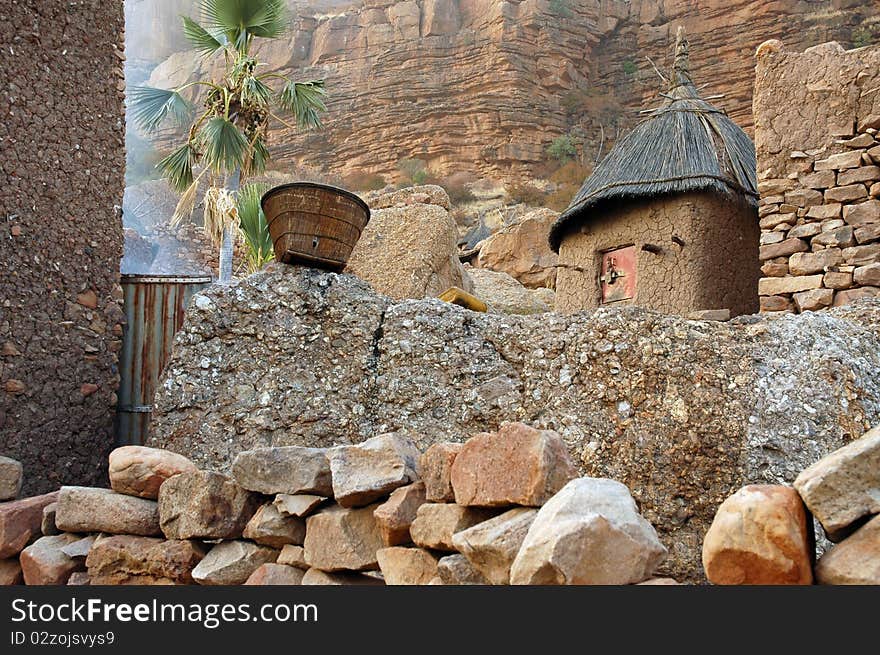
755, 41, 880, 313
555, 193, 759, 317
0, 1, 126, 494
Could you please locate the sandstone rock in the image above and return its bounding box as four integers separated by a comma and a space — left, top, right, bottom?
834, 286, 880, 306
0, 492, 58, 558
346, 203, 472, 300
0, 558, 22, 585
328, 433, 421, 508
373, 482, 426, 546
420, 442, 463, 502
806, 203, 842, 220
814, 515, 880, 585
244, 563, 305, 585
150, 265, 880, 582
410, 503, 497, 552
839, 166, 880, 186
108, 446, 197, 499
191, 541, 278, 585
798, 170, 836, 189
60, 535, 95, 560
86, 536, 206, 585
858, 115, 880, 132
303, 504, 384, 571
760, 211, 795, 229
855, 223, 880, 244
232, 447, 332, 496
67, 572, 89, 586
452, 507, 537, 585
759, 237, 808, 260
20, 534, 85, 585
814, 151, 864, 171
824, 271, 853, 289
377, 547, 440, 585
794, 425, 880, 540
845, 200, 880, 227
273, 494, 326, 518
759, 295, 792, 312
159, 470, 259, 540
301, 568, 384, 586
757, 275, 823, 296
854, 263, 880, 286
812, 225, 854, 248
467, 268, 555, 315
787, 223, 821, 239
243, 504, 306, 548
510, 478, 667, 585
56, 487, 160, 536
784, 188, 823, 208
277, 545, 308, 569
0, 456, 22, 500
826, 184, 868, 203
842, 242, 880, 265
760, 260, 789, 277
41, 503, 58, 536
793, 288, 834, 312
476, 209, 559, 289
368, 185, 450, 211
436, 553, 489, 585
701, 485, 813, 585
451, 422, 578, 507
789, 250, 843, 276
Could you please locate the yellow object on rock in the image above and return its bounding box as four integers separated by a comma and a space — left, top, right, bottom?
438, 287, 488, 313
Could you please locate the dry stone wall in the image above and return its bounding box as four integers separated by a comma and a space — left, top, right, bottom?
755, 41, 880, 313
0, 1, 126, 493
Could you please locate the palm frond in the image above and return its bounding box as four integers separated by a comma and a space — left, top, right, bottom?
202, 186, 239, 246
156, 143, 198, 193
197, 116, 248, 174
181, 15, 227, 57
241, 75, 272, 105
200, 0, 287, 51
129, 86, 192, 132
242, 137, 270, 178
237, 182, 274, 274
170, 172, 205, 227
277, 79, 327, 129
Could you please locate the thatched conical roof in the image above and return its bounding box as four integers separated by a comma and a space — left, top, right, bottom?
548, 28, 758, 253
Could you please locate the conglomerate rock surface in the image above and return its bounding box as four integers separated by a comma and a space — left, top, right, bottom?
150, 264, 880, 580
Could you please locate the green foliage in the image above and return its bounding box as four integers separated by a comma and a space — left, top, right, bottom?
622, 59, 638, 77
852, 25, 878, 49
128, 87, 192, 132
397, 158, 428, 186
547, 135, 577, 162
236, 182, 274, 274
549, 0, 572, 18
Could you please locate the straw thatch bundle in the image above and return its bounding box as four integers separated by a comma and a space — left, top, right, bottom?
548, 28, 758, 253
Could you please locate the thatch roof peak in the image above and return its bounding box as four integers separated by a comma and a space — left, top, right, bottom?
548, 28, 758, 253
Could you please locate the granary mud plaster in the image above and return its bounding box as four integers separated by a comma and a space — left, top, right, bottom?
150, 264, 880, 580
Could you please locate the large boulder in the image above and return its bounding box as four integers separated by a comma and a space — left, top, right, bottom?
476, 208, 559, 289
346, 192, 472, 300
0, 492, 58, 558
150, 266, 880, 581
158, 470, 259, 540
108, 446, 197, 500
85, 536, 206, 585
328, 432, 421, 508
466, 268, 555, 315
55, 487, 161, 536
815, 515, 880, 585
0, 456, 23, 501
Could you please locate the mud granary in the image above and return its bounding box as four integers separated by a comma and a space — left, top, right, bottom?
550, 28, 760, 318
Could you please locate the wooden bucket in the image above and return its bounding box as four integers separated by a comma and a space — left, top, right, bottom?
261, 182, 370, 271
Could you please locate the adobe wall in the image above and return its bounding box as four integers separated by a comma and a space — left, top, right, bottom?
754, 41, 880, 313
0, 1, 126, 494
554, 192, 759, 317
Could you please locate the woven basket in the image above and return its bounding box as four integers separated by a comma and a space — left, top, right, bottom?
261, 182, 370, 271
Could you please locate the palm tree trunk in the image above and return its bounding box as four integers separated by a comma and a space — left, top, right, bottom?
218, 168, 241, 284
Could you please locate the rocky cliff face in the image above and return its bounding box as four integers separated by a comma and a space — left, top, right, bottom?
141, 0, 880, 183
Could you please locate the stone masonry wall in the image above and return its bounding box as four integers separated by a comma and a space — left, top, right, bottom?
0, 1, 126, 494
754, 41, 880, 313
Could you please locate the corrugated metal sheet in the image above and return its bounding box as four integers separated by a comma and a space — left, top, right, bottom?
116, 274, 211, 445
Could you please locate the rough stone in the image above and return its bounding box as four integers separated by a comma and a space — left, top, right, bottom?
466, 268, 555, 315
798, 170, 836, 189
85, 536, 206, 585
301, 568, 384, 586
0, 492, 58, 558
452, 507, 537, 585
150, 265, 880, 582
854, 263, 880, 286
0, 558, 22, 585
108, 446, 197, 499
637, 577, 682, 585
0, 457, 23, 501
41, 503, 58, 536
757, 275, 823, 296
789, 250, 843, 276
842, 242, 880, 265
701, 485, 813, 585
814, 151, 864, 171
436, 553, 489, 585
243, 504, 306, 548
824, 271, 853, 290
784, 188, 823, 208
839, 166, 880, 186
760, 260, 789, 277
303, 504, 384, 571
20, 534, 85, 585
277, 545, 308, 569
60, 535, 96, 560
759, 295, 791, 312
811, 225, 854, 248
244, 563, 305, 585
377, 547, 440, 585
451, 422, 577, 507
328, 433, 421, 508
794, 425, 880, 540
855, 223, 880, 244
825, 184, 868, 203
806, 204, 842, 220
476, 208, 559, 289
232, 447, 332, 496
346, 203, 472, 300
793, 288, 834, 312
273, 494, 326, 518
373, 482, 426, 546
368, 185, 450, 211
759, 237, 808, 260
510, 478, 667, 585
843, 200, 880, 226
159, 470, 259, 540
191, 541, 278, 585
787, 223, 821, 239
56, 487, 160, 536
410, 503, 497, 552
834, 286, 880, 305
66, 572, 90, 586
814, 515, 880, 585
419, 442, 462, 503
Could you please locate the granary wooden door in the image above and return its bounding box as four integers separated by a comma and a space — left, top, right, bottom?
600, 245, 637, 304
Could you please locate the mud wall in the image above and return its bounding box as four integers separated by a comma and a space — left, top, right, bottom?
0, 0, 126, 494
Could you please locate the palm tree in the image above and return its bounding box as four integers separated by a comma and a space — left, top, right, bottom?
130, 0, 326, 282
